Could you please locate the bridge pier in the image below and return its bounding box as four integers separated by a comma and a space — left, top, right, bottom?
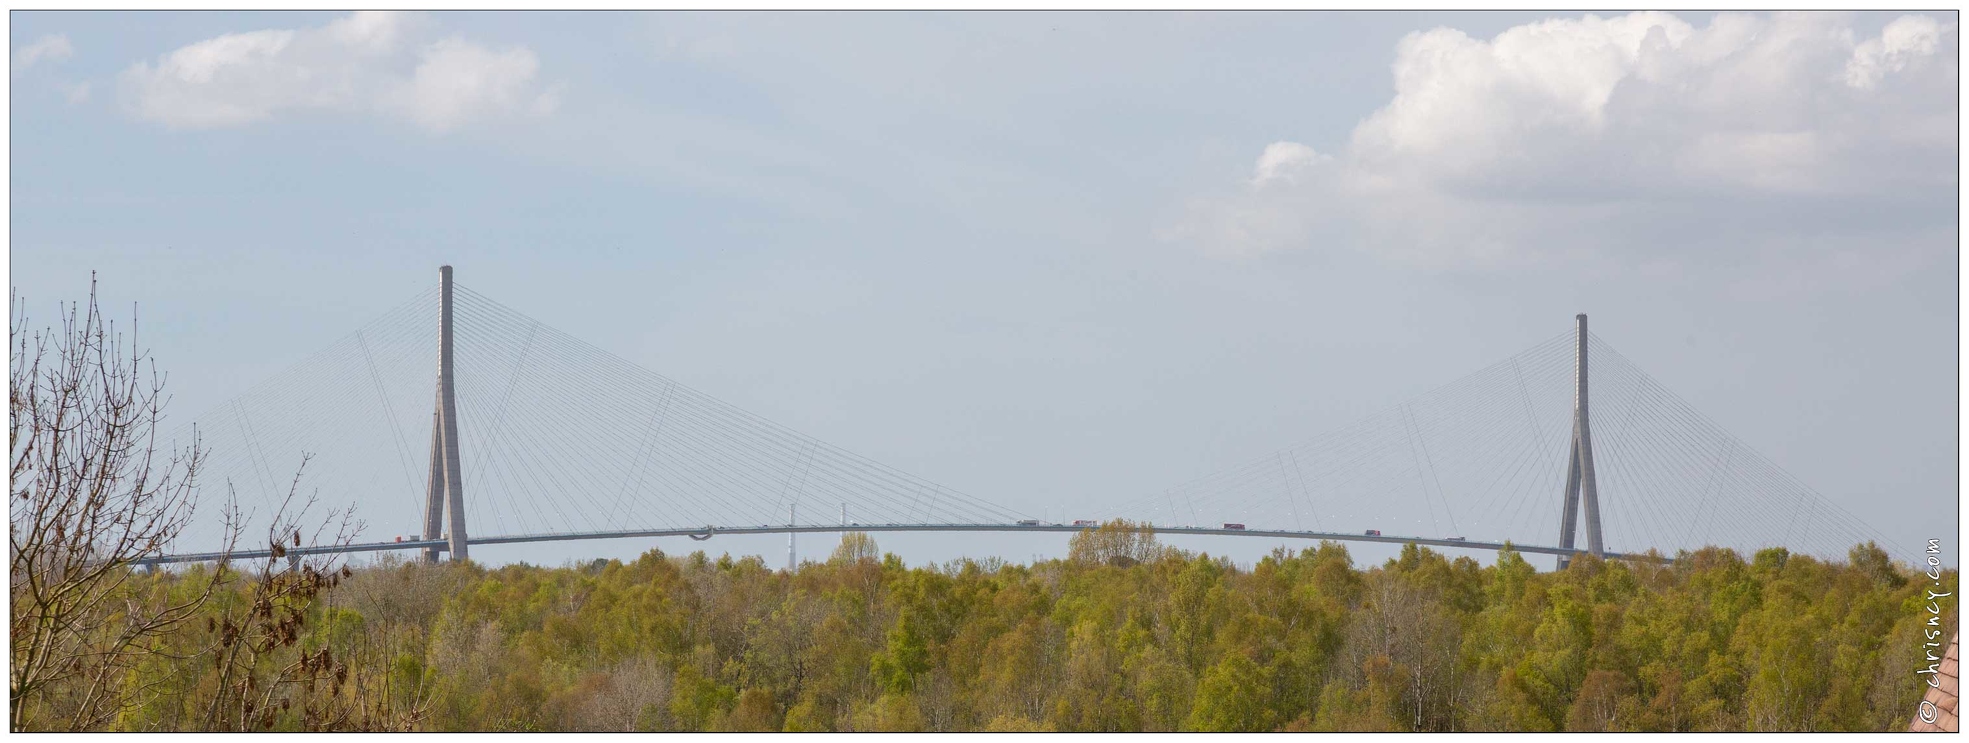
422, 265, 470, 563
1557, 313, 1605, 570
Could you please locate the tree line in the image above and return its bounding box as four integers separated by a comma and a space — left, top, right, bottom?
19, 524, 1953, 732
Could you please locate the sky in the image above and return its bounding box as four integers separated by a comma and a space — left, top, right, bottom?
9, 10, 1959, 570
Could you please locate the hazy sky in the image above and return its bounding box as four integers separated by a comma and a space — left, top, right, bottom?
10, 10, 1958, 569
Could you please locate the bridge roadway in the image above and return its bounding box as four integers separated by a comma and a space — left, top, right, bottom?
135, 523, 1648, 566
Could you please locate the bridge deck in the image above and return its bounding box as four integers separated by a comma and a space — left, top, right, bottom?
137, 524, 1647, 566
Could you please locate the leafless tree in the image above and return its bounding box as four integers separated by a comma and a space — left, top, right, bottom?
8, 279, 235, 730
9, 279, 392, 732
326, 551, 470, 631
198, 463, 416, 731
1068, 519, 1168, 568
1339, 572, 1462, 731
563, 657, 672, 731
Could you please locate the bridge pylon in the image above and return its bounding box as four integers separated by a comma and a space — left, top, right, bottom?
1556, 313, 1603, 570
422, 265, 469, 562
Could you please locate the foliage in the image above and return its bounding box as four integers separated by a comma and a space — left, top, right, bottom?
9, 281, 424, 732
19, 518, 1954, 731
9, 280, 221, 730
1067, 519, 1167, 567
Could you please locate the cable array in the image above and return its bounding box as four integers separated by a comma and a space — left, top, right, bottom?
1114, 329, 1907, 564
1583, 335, 1903, 563
443, 285, 1025, 538
168, 288, 440, 552
167, 281, 1903, 566
169, 282, 1028, 554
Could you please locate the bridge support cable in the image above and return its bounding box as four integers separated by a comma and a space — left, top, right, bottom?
164, 270, 1039, 562
355, 331, 423, 510
1118, 330, 1575, 542
230, 402, 279, 503
448, 301, 860, 533
454, 326, 589, 535
1107, 316, 1905, 567
1589, 334, 1903, 561
438, 282, 1030, 537
1399, 404, 1445, 538
449, 307, 649, 533
1583, 339, 1712, 553
450, 301, 870, 528
458, 317, 538, 536
1586, 344, 1704, 554
609, 380, 677, 527
158, 276, 1907, 568
452, 297, 815, 531
1276, 454, 1302, 530
1286, 450, 1322, 531
171, 287, 439, 553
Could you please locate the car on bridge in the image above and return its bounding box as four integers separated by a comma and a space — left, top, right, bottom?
1364, 529, 1382, 536
1446, 536, 1467, 542
1223, 523, 1245, 531
1072, 519, 1099, 527
1016, 519, 1041, 526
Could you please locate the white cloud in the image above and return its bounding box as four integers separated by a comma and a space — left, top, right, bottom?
14, 34, 74, 70
387, 38, 543, 132
118, 11, 555, 133
16, 33, 92, 106
1174, 12, 1958, 275
1251, 141, 1325, 186
327, 9, 415, 54
1846, 15, 1948, 88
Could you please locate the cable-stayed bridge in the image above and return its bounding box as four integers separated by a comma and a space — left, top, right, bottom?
145, 267, 1901, 569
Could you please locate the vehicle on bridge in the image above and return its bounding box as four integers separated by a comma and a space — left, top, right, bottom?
1364, 529, 1382, 536
1446, 536, 1467, 541
1016, 519, 1041, 526
1072, 519, 1098, 527
1223, 523, 1245, 531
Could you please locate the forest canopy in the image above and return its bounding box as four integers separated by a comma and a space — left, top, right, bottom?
26, 525, 1956, 732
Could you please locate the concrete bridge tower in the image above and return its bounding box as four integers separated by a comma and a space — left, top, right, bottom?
422, 265, 469, 562
1556, 313, 1603, 570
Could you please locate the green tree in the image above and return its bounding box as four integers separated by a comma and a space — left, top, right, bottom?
1186, 653, 1274, 731
870, 610, 929, 694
